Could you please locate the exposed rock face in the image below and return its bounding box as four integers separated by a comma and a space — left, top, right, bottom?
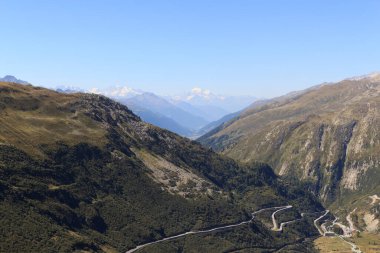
200, 75, 380, 209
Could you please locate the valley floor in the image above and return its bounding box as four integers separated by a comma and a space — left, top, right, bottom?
314, 233, 380, 253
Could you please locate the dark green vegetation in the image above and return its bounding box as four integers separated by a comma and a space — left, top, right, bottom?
0, 82, 323, 252
135, 224, 318, 253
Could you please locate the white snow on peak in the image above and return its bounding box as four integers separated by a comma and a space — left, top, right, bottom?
88, 86, 142, 98
185, 87, 225, 101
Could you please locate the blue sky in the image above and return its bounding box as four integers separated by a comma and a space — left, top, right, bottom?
1, 0, 380, 97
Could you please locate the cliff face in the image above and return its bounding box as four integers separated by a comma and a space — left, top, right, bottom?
200, 75, 380, 231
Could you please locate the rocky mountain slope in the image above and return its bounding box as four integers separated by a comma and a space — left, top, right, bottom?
0, 81, 323, 252
199, 74, 380, 234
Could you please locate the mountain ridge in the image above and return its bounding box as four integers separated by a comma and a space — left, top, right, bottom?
199, 74, 380, 235
0, 81, 323, 252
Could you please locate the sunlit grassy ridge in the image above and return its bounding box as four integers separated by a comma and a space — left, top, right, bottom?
0, 82, 107, 157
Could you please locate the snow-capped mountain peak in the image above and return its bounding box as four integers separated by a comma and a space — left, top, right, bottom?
186, 87, 225, 102
88, 86, 143, 98
56, 85, 85, 93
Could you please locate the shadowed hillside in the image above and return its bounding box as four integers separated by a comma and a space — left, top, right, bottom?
0, 81, 323, 252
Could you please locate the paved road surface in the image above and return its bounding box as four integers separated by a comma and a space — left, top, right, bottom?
125, 205, 291, 253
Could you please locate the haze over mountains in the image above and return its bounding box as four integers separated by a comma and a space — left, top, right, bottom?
0, 75, 257, 138
88, 85, 257, 138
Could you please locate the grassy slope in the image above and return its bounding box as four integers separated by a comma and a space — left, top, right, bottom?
0, 82, 106, 157
200, 78, 380, 208
0, 82, 323, 252
314, 233, 380, 253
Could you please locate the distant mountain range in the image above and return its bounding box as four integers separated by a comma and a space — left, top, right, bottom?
117, 93, 208, 134
170, 100, 229, 122
56, 85, 85, 93
89, 85, 257, 138
124, 103, 194, 136
168, 87, 257, 112
193, 110, 242, 139
0, 75, 29, 85
1, 75, 256, 137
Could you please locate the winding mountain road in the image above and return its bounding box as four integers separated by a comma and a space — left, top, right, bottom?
346, 208, 358, 233
314, 212, 362, 253
330, 218, 351, 237
337, 235, 362, 253
271, 205, 293, 231
125, 205, 291, 253
313, 210, 329, 235
126, 205, 360, 253
276, 218, 303, 232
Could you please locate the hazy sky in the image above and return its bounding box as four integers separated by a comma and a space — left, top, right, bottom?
1, 0, 380, 97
